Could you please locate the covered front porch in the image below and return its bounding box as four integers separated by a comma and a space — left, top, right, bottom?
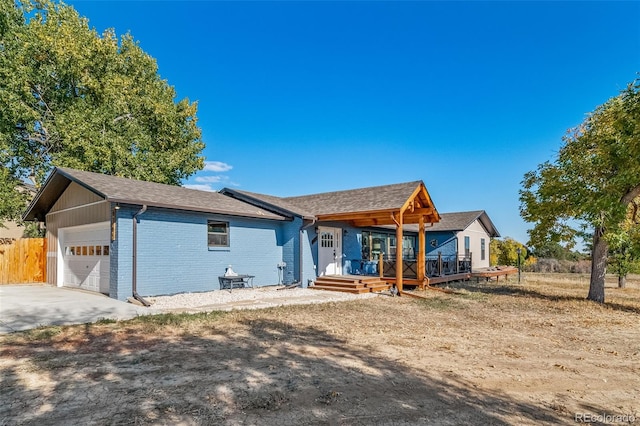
312, 181, 440, 294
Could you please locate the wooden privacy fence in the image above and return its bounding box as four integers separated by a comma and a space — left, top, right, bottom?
0, 238, 47, 284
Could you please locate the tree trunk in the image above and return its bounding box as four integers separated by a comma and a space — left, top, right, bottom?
618, 274, 626, 288
587, 226, 608, 303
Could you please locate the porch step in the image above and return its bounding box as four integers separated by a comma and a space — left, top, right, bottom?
366, 282, 391, 293
309, 285, 371, 294
315, 275, 381, 283
312, 281, 367, 290
311, 275, 391, 294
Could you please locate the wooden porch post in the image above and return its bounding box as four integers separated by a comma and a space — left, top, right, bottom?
395, 211, 403, 292
418, 215, 425, 287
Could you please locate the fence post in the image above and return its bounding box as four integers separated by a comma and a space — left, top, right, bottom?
437, 251, 442, 276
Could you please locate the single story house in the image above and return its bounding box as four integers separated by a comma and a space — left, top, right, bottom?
221, 190, 500, 282
23, 167, 498, 301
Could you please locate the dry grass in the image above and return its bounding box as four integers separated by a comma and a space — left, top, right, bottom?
1, 273, 639, 425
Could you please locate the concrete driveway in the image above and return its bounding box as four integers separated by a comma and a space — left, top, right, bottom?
0, 285, 157, 334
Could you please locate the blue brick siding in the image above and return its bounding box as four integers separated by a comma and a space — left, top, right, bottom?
280, 217, 301, 285
110, 206, 133, 300
108, 205, 466, 301
300, 227, 316, 287
425, 231, 457, 257
111, 206, 287, 300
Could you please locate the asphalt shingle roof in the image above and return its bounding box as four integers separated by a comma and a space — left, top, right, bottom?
400, 210, 500, 237
24, 167, 285, 221
225, 181, 428, 219
427, 211, 486, 232
226, 189, 316, 219
283, 181, 425, 216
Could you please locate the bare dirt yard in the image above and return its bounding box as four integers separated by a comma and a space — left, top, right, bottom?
1, 274, 639, 425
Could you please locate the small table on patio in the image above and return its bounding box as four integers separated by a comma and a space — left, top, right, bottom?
218, 275, 255, 291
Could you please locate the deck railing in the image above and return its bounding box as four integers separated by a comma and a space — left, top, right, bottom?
425, 252, 472, 277
363, 252, 472, 279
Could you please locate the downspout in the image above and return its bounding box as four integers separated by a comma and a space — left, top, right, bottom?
299, 218, 316, 287
132, 205, 150, 307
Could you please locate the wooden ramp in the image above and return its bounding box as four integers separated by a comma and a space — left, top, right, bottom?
471, 267, 518, 282
427, 272, 472, 285
311, 275, 391, 294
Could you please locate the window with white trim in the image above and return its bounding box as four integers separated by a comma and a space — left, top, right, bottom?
464, 236, 470, 258
208, 221, 229, 247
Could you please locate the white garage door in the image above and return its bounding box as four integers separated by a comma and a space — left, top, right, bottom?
62, 224, 110, 294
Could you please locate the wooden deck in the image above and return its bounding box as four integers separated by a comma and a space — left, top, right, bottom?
471, 267, 518, 282
427, 272, 472, 285
312, 267, 519, 295
311, 275, 391, 294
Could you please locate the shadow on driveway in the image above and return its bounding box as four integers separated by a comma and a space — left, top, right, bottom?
0, 285, 157, 334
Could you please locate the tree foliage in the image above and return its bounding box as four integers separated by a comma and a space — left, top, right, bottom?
0, 166, 28, 227
490, 237, 527, 267
606, 204, 640, 287
0, 0, 204, 224
489, 239, 500, 266
520, 79, 640, 303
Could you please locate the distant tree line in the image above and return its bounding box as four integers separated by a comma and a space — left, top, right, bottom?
490, 237, 639, 284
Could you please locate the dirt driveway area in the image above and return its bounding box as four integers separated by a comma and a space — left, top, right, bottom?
1, 274, 639, 425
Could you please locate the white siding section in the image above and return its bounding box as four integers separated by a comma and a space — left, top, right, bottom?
457, 219, 491, 270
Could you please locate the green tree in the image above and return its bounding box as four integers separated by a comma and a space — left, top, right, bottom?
606, 203, 640, 288
0, 167, 28, 227
0, 0, 204, 224
520, 79, 640, 303
494, 237, 527, 267
489, 239, 501, 266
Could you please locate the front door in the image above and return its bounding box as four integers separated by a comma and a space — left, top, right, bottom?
317, 226, 342, 276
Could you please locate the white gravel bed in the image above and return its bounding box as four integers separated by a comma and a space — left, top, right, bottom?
147, 286, 379, 312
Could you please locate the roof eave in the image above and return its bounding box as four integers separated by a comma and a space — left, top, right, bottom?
23, 167, 112, 221
478, 211, 501, 238
220, 188, 303, 220
109, 198, 287, 221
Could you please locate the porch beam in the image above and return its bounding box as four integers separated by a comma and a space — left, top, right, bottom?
401, 186, 423, 213
351, 215, 438, 227
395, 210, 404, 293
351, 218, 393, 227
404, 207, 437, 217
418, 215, 425, 285
403, 214, 438, 224
317, 211, 438, 227
316, 209, 403, 222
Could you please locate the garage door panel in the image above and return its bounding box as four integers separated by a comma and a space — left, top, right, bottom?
62, 224, 110, 294
64, 259, 103, 292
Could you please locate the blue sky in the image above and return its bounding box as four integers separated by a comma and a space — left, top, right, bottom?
65, 0, 639, 247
